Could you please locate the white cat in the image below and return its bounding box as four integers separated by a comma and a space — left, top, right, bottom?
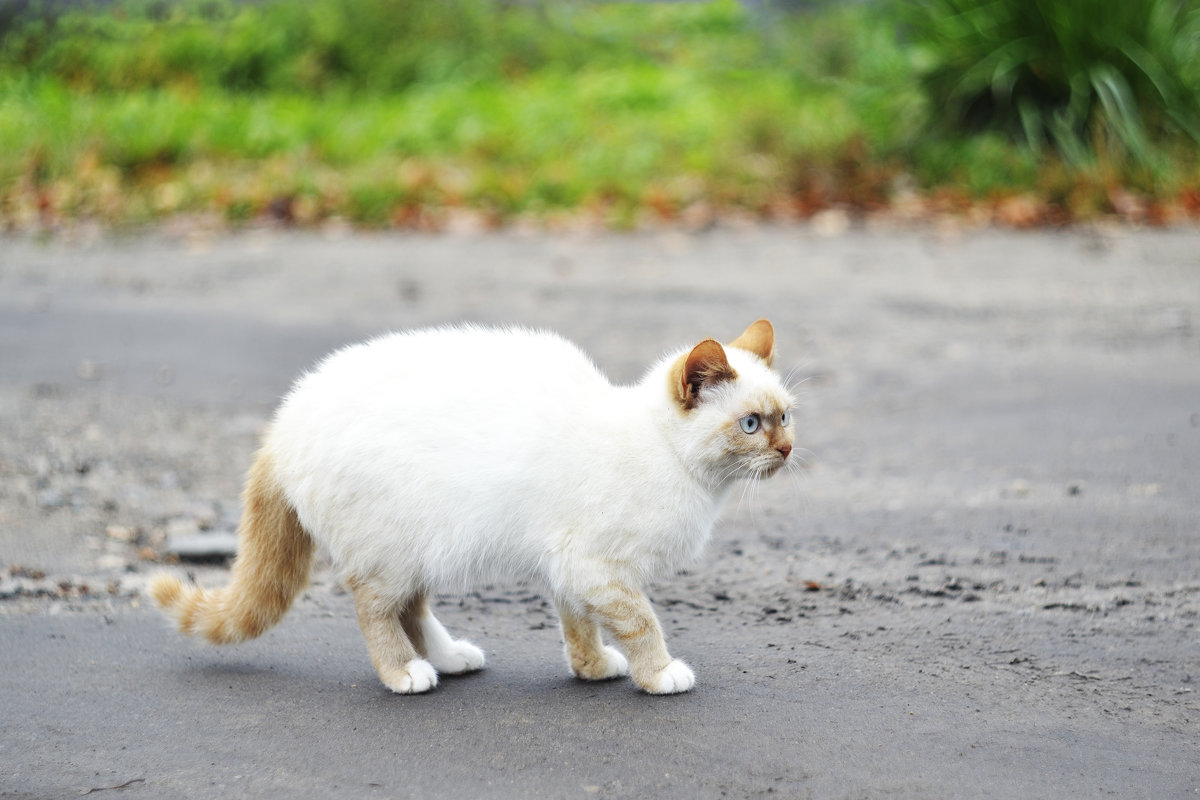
150, 319, 795, 695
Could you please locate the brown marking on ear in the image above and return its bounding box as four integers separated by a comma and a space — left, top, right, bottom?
672, 338, 736, 409
729, 319, 775, 366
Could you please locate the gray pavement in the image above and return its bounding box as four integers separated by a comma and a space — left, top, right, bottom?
1, 225, 1198, 798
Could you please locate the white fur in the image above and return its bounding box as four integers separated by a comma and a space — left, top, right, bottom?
263, 325, 793, 689
589, 646, 630, 679
383, 659, 438, 694
646, 659, 696, 695
420, 610, 486, 674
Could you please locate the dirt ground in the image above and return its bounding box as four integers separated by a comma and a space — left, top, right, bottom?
1, 225, 1197, 798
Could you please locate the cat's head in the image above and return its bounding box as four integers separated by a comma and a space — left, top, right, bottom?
661, 319, 796, 484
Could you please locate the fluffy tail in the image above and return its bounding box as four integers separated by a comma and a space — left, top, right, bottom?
149, 448, 315, 645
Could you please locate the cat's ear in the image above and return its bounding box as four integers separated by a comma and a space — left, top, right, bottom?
728, 319, 775, 366
674, 339, 736, 409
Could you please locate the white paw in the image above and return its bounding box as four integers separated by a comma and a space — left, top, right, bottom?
596, 646, 630, 679
567, 644, 630, 681
428, 640, 485, 675
381, 658, 438, 694
644, 659, 695, 695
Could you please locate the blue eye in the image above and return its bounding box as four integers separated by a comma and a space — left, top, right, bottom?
780, 410, 791, 428
738, 414, 760, 434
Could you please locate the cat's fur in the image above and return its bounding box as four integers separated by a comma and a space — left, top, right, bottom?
150, 319, 795, 695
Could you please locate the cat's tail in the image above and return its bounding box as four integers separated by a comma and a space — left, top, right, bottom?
148, 448, 315, 645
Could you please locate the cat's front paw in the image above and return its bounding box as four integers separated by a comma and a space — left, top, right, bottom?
570, 645, 630, 681
381, 658, 438, 694
642, 658, 695, 695
428, 640, 485, 675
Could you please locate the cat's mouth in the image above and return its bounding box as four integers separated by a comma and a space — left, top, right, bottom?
752, 459, 786, 479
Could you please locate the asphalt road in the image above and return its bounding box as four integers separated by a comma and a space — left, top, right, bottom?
1, 225, 1198, 798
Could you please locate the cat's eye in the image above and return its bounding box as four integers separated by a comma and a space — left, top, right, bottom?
780, 410, 791, 428
738, 414, 761, 434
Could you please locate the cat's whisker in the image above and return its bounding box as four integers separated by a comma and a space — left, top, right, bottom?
713, 459, 745, 491
733, 473, 748, 512
784, 456, 807, 508
729, 458, 755, 507
788, 375, 816, 393
782, 362, 819, 399
739, 466, 761, 527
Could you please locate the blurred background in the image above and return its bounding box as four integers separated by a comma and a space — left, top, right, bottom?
1, 0, 1198, 233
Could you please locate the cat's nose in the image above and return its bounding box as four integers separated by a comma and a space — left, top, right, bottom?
777, 444, 792, 459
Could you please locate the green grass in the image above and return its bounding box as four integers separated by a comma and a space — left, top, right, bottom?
906, 0, 1200, 163
1, 0, 1198, 229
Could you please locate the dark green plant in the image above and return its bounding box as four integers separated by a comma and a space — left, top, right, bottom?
907, 0, 1200, 166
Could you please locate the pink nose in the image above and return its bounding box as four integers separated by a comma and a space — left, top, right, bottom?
777, 444, 792, 459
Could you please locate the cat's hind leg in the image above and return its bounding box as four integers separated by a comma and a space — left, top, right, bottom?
400, 598, 485, 675
556, 599, 629, 681
348, 578, 437, 694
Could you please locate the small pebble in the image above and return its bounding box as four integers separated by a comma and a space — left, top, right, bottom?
106, 525, 138, 542
36, 489, 65, 509
164, 530, 238, 560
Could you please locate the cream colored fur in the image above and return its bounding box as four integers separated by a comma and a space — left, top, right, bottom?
151, 320, 795, 695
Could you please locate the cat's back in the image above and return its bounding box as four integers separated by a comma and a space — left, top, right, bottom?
277, 325, 610, 431
268, 326, 625, 551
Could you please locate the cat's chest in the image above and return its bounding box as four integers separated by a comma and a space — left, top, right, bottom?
545, 464, 719, 562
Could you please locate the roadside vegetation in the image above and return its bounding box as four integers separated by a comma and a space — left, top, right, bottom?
2, 0, 1198, 230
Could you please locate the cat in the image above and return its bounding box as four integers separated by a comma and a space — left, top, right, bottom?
150, 319, 795, 695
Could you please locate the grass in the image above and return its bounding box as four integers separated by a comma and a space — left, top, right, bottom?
906, 0, 1200, 164
1, 0, 1198, 230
